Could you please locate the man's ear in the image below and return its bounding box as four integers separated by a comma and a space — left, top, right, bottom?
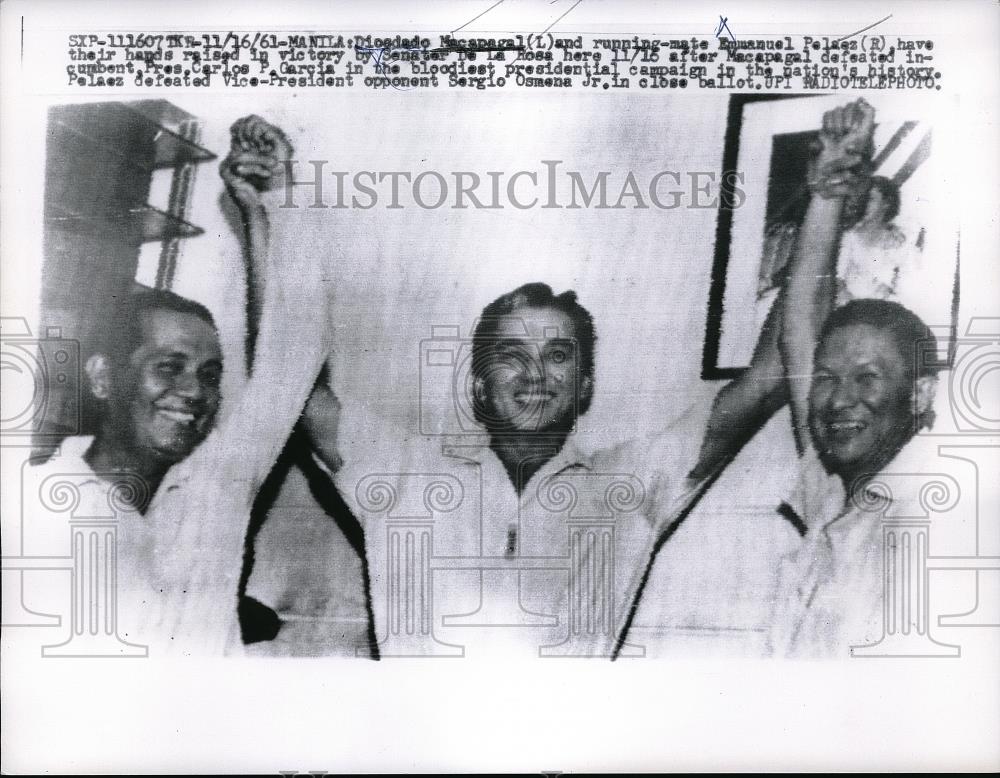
84, 354, 113, 400
914, 374, 937, 422
579, 374, 594, 407
472, 374, 487, 404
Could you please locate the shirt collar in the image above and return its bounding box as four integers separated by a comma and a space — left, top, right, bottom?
440, 433, 592, 476
44, 434, 193, 495
847, 433, 940, 519
44, 435, 99, 482
785, 434, 933, 534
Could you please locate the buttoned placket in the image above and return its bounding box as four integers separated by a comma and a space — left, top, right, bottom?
777, 455, 898, 656
437, 439, 591, 633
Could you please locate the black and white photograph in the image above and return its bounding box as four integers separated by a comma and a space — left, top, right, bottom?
1, 0, 998, 773
705, 93, 959, 377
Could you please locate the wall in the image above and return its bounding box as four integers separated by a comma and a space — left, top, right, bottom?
163, 91, 763, 446
16, 91, 816, 638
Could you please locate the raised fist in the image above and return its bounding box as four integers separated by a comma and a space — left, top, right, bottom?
219, 115, 294, 212
808, 98, 876, 199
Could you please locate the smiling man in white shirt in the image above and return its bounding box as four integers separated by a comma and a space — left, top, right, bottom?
298, 268, 793, 657
769, 98, 946, 658
14, 115, 331, 656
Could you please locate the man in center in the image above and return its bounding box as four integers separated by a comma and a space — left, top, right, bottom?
302, 272, 791, 657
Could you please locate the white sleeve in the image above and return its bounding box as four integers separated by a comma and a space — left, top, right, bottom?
641, 391, 719, 528
142, 195, 332, 655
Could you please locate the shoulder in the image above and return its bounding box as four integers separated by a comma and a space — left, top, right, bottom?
583, 395, 718, 527
30, 435, 95, 469
783, 443, 845, 534
594, 392, 717, 467
862, 435, 942, 518
24, 436, 99, 490
332, 412, 455, 500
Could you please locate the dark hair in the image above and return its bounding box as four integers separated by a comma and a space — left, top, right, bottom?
99, 288, 217, 365
867, 175, 901, 223
818, 298, 938, 428
470, 283, 597, 424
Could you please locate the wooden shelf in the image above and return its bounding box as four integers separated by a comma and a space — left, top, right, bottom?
46, 203, 204, 244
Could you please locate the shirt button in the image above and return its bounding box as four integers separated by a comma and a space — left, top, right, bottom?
505, 526, 517, 557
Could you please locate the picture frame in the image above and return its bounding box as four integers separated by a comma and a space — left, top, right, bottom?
702, 93, 959, 380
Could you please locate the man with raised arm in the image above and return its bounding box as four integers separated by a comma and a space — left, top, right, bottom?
604, 98, 949, 659
98, 116, 329, 655
15, 115, 329, 655
289, 235, 797, 659
766, 98, 943, 657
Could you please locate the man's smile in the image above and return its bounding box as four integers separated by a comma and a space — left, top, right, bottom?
513, 389, 556, 404
820, 417, 869, 443
155, 404, 202, 426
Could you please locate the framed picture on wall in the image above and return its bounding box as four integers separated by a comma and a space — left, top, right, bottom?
702, 93, 960, 381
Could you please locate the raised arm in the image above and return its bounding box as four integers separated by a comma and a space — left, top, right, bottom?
142, 118, 333, 653
780, 99, 876, 453
688, 293, 787, 482
220, 115, 291, 371
300, 362, 344, 473
689, 99, 877, 480
220, 116, 344, 474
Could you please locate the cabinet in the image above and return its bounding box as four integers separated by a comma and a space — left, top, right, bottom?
36, 99, 216, 456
